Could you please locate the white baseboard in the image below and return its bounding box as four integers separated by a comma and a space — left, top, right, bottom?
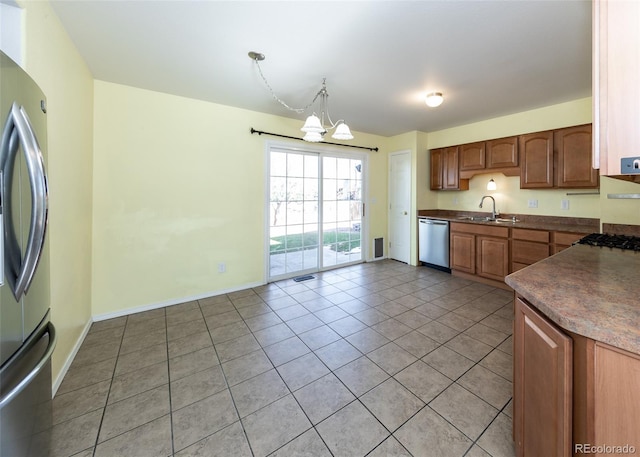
52, 318, 92, 397
92, 281, 265, 322
53, 281, 265, 396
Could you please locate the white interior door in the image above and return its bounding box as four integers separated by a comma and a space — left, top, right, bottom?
389, 151, 411, 263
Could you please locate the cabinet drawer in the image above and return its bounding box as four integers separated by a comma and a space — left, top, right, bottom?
512, 261, 529, 273
450, 222, 509, 238
552, 231, 584, 246
512, 228, 550, 243
512, 240, 550, 264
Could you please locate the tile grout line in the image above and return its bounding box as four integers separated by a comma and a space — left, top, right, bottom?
90, 313, 129, 457
164, 307, 176, 457
195, 297, 258, 457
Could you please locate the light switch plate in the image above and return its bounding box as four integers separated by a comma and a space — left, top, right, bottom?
561, 199, 570, 210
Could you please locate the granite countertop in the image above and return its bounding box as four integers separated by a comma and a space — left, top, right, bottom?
417, 209, 598, 234
505, 244, 640, 355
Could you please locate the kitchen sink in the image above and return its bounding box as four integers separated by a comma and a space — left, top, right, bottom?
457, 216, 493, 221
457, 216, 520, 223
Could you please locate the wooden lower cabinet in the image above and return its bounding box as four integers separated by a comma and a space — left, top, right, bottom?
592, 343, 640, 456
551, 231, 584, 254
514, 297, 573, 457
511, 228, 550, 273
450, 232, 475, 274
451, 224, 584, 283
514, 295, 640, 457
477, 235, 509, 281
449, 222, 508, 287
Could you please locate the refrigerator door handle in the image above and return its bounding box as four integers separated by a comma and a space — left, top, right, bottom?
0, 314, 56, 409
0, 103, 48, 300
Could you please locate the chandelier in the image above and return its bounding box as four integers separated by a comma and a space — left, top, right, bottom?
249, 51, 354, 143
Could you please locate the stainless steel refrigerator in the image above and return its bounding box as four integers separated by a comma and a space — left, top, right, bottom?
0, 51, 56, 456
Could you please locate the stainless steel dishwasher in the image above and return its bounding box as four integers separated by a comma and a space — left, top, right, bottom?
418, 218, 450, 271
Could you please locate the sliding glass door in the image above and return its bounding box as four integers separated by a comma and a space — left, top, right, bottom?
321, 156, 363, 268
268, 146, 364, 281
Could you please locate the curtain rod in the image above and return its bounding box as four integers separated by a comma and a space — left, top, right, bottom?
250, 128, 379, 152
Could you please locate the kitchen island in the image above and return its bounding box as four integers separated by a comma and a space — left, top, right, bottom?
505, 244, 640, 457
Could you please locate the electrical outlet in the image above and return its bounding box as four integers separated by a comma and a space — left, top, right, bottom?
453, 197, 459, 205
561, 199, 570, 210
528, 199, 538, 208
218, 263, 226, 273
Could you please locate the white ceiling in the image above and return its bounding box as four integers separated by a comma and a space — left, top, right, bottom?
50, 0, 592, 138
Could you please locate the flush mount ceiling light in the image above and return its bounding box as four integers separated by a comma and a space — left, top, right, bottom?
249, 51, 353, 143
487, 178, 497, 191
425, 92, 444, 108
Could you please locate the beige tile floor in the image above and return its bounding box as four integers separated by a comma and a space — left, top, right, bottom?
50, 260, 516, 457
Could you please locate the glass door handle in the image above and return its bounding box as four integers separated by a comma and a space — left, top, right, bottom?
0, 103, 48, 300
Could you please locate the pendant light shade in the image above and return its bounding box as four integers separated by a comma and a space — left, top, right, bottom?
332, 123, 354, 140
301, 114, 324, 133
303, 131, 323, 142
487, 178, 497, 191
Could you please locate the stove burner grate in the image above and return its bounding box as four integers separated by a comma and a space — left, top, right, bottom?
577, 233, 640, 251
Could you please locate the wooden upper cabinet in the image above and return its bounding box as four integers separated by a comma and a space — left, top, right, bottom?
487, 136, 518, 168
430, 146, 468, 191
520, 131, 554, 189
555, 124, 599, 188
430, 148, 444, 190
432, 123, 595, 189
443, 146, 461, 190
460, 142, 486, 171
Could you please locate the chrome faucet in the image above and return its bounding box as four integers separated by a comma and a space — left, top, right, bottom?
479, 196, 497, 220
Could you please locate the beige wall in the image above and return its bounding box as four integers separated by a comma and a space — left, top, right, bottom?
599, 177, 640, 227
92, 81, 390, 317
20, 0, 94, 385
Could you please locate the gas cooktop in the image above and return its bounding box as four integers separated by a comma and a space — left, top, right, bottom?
577, 233, 640, 251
